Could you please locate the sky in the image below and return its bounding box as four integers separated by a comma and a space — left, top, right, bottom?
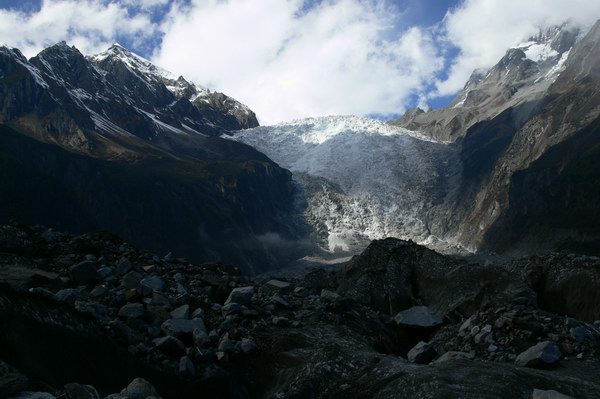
1, 0, 599, 124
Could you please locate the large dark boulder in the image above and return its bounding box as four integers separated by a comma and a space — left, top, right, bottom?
337, 238, 534, 317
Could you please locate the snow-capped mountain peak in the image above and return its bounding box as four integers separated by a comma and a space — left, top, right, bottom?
90, 43, 208, 100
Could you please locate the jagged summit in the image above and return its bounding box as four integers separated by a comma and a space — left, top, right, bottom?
0, 41, 259, 156
90, 43, 208, 100
393, 21, 585, 142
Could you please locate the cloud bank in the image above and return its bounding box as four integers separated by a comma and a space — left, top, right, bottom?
0, 0, 157, 57
1, 0, 600, 124
154, 0, 443, 123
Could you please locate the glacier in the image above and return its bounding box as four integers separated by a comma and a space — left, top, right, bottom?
230, 115, 466, 255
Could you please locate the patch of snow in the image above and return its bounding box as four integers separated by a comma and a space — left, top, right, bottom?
544, 49, 570, 80
521, 42, 559, 63
137, 109, 187, 136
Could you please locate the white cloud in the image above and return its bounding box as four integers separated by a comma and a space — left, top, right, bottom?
121, 0, 170, 10
0, 0, 156, 57
436, 0, 600, 96
154, 0, 444, 124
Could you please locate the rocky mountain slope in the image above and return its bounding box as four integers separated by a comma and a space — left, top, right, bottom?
1, 224, 599, 398
455, 20, 600, 253
0, 43, 301, 274
392, 23, 582, 143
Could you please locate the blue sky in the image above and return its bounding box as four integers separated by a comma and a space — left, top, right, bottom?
0, 0, 598, 123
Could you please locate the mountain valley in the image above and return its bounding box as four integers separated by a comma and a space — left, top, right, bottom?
0, 12, 600, 399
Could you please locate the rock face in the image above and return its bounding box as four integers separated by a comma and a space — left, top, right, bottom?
515, 341, 562, 368
394, 306, 443, 330
1, 226, 600, 399
0, 43, 302, 274
407, 341, 437, 364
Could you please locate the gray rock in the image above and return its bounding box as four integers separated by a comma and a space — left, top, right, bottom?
433, 351, 475, 363
97, 267, 113, 280
69, 261, 99, 285
191, 307, 205, 319
64, 383, 100, 399
116, 257, 132, 275
120, 377, 160, 399
407, 341, 437, 364
272, 316, 291, 326
569, 326, 589, 342
140, 275, 165, 292
218, 336, 239, 353
0, 360, 28, 397
142, 265, 156, 273
174, 272, 185, 283
55, 288, 82, 304
170, 304, 190, 319
241, 338, 258, 354
532, 389, 575, 399
515, 341, 561, 368
272, 295, 290, 308
179, 356, 196, 378
225, 286, 254, 305
122, 271, 142, 290
265, 279, 292, 293
221, 303, 241, 316
320, 289, 341, 301
118, 303, 145, 319
161, 318, 206, 338
153, 336, 185, 357
11, 393, 56, 399
193, 328, 209, 347
89, 285, 107, 298
394, 306, 443, 329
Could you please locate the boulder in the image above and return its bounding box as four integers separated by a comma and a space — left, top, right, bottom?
140, 276, 165, 292
241, 338, 258, 354
272, 316, 291, 326
121, 271, 142, 290
0, 360, 28, 397
161, 318, 206, 338
170, 304, 190, 320
394, 306, 443, 329
120, 378, 160, 399
55, 288, 82, 304
64, 383, 100, 399
153, 336, 185, 357
265, 279, 292, 293
191, 307, 205, 319
10, 393, 56, 398
116, 257, 132, 275
532, 389, 575, 399
321, 289, 341, 301
515, 341, 561, 368
179, 356, 196, 378
407, 341, 437, 364
69, 261, 99, 285
118, 303, 145, 319
433, 351, 475, 363
225, 286, 254, 305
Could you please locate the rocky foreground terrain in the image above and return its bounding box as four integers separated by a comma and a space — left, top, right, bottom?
1, 223, 599, 398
